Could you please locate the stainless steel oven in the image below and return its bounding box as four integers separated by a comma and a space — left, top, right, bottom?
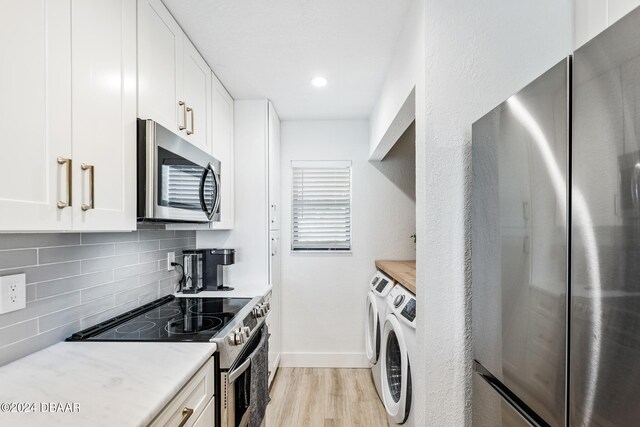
220, 324, 267, 427
137, 119, 221, 223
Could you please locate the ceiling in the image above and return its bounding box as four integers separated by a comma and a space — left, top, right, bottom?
162, 0, 413, 120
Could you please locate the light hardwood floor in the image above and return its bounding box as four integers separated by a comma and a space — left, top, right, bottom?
265, 368, 389, 427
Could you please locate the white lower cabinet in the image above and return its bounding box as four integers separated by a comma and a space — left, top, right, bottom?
151, 357, 215, 427
192, 397, 215, 427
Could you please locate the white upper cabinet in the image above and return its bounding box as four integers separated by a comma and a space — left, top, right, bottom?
210, 73, 235, 230
0, 0, 73, 231
137, 0, 183, 133
71, 0, 137, 231
268, 102, 281, 231
182, 39, 212, 152
138, 0, 212, 151
0, 0, 136, 232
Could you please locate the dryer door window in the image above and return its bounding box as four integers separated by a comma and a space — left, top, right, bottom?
365, 293, 379, 364
386, 330, 403, 403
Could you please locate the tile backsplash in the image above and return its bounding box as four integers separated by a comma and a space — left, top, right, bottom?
0, 228, 194, 366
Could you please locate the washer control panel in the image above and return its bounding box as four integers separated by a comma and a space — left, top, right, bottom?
401, 298, 416, 322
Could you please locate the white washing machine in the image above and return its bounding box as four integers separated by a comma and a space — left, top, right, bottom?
381, 285, 416, 426
365, 270, 395, 400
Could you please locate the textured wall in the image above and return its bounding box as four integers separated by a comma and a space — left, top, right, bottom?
415, 0, 573, 425
279, 120, 416, 367
0, 228, 193, 366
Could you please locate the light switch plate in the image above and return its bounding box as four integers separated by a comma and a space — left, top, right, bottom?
0, 273, 26, 314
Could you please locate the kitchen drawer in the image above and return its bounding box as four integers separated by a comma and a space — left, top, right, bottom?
192, 397, 215, 427
150, 357, 214, 427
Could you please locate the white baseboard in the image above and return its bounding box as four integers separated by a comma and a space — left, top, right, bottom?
279, 352, 369, 368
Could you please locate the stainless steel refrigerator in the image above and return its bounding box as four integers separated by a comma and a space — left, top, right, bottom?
472, 5, 640, 427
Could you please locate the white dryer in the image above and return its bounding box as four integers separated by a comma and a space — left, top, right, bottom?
381, 285, 416, 426
365, 270, 395, 399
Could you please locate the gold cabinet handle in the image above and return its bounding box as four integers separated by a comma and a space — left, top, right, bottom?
56, 157, 72, 209
179, 101, 187, 131
178, 407, 194, 427
81, 163, 95, 211
186, 106, 194, 135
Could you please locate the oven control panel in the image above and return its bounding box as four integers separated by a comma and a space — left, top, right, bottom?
227, 296, 271, 347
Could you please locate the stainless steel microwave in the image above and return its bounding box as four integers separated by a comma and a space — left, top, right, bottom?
137, 119, 221, 223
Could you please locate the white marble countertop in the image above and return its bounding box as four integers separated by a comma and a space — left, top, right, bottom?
175, 283, 272, 299
0, 341, 217, 427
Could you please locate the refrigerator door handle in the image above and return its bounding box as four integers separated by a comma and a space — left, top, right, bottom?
473, 361, 551, 427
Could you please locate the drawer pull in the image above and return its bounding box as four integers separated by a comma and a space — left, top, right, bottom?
56, 156, 72, 209
178, 407, 194, 427
179, 101, 187, 131
81, 163, 95, 211
186, 107, 194, 135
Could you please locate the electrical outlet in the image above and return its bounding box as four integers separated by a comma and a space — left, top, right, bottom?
167, 252, 175, 271
0, 274, 26, 314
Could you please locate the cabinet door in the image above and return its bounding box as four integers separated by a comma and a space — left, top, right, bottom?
137, 0, 183, 134
269, 230, 281, 382
268, 102, 281, 230
0, 0, 72, 231
71, 0, 136, 231
210, 73, 235, 230
182, 38, 212, 152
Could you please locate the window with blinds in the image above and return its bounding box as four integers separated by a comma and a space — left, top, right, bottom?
291, 161, 352, 252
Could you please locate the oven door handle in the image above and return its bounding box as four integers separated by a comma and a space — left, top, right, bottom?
228, 357, 252, 384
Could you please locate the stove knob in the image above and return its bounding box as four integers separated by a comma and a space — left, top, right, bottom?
236, 332, 245, 345
229, 333, 242, 346
265, 302, 271, 311
242, 326, 251, 337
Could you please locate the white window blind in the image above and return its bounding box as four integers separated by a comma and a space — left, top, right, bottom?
291, 161, 352, 252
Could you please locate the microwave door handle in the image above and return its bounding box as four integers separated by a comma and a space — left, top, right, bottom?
199, 164, 215, 220
212, 164, 221, 217
228, 358, 251, 384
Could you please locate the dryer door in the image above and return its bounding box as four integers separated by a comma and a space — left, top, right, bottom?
382, 313, 411, 424
365, 291, 380, 365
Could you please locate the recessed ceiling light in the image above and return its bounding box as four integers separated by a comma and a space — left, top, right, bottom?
311, 76, 328, 88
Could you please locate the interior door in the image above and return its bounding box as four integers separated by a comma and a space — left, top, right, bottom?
0, 0, 72, 231
71, 0, 136, 231
137, 0, 183, 134
182, 38, 212, 152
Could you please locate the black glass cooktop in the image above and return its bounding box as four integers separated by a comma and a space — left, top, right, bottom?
67, 295, 252, 342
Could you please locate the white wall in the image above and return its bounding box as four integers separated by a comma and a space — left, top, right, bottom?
416, 1, 573, 425
368, 0, 424, 160
575, 0, 640, 47
280, 120, 415, 367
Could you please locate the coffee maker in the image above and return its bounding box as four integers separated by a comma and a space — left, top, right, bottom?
183, 248, 236, 291
179, 252, 203, 294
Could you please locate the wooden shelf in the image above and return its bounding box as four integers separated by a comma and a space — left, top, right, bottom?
375, 260, 416, 295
